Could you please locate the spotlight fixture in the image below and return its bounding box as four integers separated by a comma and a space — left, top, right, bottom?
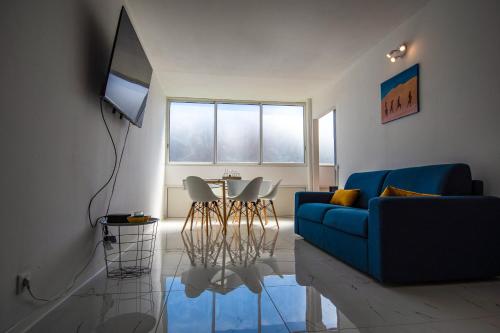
386, 43, 407, 63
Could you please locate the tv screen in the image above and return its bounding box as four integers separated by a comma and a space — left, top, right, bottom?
103, 7, 152, 128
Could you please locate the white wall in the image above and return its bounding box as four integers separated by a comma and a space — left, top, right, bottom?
164, 165, 308, 217
312, 0, 500, 195
319, 166, 336, 191
0, 1, 165, 331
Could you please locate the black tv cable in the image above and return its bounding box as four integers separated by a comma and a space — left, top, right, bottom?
87, 98, 118, 228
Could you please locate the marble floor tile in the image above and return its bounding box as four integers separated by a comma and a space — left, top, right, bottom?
161, 287, 289, 333
338, 315, 500, 332
74, 251, 183, 295
265, 284, 341, 332
29, 219, 500, 333
29, 291, 166, 333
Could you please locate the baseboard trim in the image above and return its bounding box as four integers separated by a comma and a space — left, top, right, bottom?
6, 242, 136, 333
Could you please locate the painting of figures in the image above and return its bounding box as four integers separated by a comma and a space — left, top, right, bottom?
381, 64, 419, 124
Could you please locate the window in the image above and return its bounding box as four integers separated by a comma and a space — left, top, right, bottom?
168, 100, 305, 164
262, 105, 305, 163
169, 102, 214, 163
319, 110, 336, 165
217, 104, 260, 163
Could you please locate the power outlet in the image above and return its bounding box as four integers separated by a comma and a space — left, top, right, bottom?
16, 273, 30, 295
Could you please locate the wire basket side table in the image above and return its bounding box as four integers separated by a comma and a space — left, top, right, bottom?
100, 218, 159, 279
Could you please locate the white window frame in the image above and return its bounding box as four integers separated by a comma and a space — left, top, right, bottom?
166, 98, 307, 166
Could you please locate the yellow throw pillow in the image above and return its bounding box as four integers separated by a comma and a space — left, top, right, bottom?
380, 185, 438, 197
330, 189, 360, 207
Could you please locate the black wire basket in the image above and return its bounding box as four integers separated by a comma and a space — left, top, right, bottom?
100, 218, 159, 279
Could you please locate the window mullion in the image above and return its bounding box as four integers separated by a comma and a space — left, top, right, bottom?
333, 109, 337, 166
214, 102, 218, 164
259, 103, 263, 165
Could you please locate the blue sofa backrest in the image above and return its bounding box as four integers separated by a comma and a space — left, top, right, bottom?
345, 170, 390, 209
382, 163, 472, 195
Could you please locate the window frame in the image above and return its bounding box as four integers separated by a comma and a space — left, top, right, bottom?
166, 97, 307, 166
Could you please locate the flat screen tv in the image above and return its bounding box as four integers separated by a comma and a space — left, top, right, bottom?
102, 7, 152, 128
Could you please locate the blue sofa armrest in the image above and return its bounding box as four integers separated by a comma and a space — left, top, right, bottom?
368, 196, 500, 283
294, 191, 334, 234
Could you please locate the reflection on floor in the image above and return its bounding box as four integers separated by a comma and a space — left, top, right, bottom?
30, 219, 500, 333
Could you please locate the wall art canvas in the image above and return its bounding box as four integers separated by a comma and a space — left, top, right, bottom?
381, 64, 419, 124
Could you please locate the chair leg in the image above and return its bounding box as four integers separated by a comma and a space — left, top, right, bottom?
270, 200, 279, 229
234, 202, 241, 223
208, 203, 212, 228
214, 202, 223, 225
262, 200, 269, 225
233, 202, 239, 223
200, 203, 205, 229
245, 203, 250, 233
190, 203, 196, 230
182, 203, 194, 232
205, 203, 209, 235
249, 203, 255, 227
238, 202, 243, 228
226, 201, 236, 222
252, 202, 265, 229
194, 202, 200, 227
250, 201, 255, 224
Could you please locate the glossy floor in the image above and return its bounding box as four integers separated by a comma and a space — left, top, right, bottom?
30, 219, 500, 332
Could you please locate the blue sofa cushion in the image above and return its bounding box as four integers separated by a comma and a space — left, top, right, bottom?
382, 163, 472, 196
322, 208, 369, 238
296, 203, 341, 223
345, 170, 390, 209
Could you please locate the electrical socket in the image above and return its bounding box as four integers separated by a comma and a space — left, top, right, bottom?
16, 272, 30, 295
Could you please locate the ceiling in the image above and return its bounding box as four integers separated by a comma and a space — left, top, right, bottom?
126, 0, 429, 101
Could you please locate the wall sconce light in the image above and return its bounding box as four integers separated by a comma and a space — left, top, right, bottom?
386, 44, 407, 63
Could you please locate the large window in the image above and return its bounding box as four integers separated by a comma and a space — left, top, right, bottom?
169, 102, 215, 163
168, 100, 305, 164
262, 105, 304, 163
217, 104, 260, 163
319, 110, 336, 165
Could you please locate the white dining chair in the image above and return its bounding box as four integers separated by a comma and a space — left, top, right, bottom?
258, 180, 281, 228
226, 177, 264, 231
226, 179, 250, 197
259, 180, 273, 197
182, 176, 223, 232
226, 179, 250, 224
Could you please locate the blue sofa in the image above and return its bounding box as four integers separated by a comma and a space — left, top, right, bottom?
295, 163, 500, 284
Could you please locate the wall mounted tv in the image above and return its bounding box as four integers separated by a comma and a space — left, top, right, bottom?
102, 7, 152, 128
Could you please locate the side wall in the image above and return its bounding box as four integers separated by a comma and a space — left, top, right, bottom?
0, 1, 165, 330
312, 0, 500, 195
